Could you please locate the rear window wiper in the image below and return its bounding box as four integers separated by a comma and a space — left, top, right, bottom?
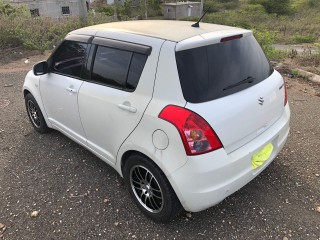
223, 76, 255, 91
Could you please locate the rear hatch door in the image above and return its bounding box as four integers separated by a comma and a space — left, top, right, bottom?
176, 34, 286, 153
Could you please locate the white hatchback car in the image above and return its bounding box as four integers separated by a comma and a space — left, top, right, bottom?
23, 20, 290, 222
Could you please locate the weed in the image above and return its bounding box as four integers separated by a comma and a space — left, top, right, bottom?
291, 69, 299, 77
288, 45, 320, 74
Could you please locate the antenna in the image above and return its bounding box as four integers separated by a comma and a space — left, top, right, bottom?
191, 8, 210, 28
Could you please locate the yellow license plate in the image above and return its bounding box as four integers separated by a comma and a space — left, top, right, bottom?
251, 143, 273, 169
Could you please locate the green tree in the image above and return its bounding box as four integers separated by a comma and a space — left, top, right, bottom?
93, 0, 115, 16
148, 0, 161, 13
118, 0, 132, 18
263, 0, 291, 15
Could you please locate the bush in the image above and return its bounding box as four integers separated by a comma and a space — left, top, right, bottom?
0, 10, 113, 53
241, 4, 266, 14
222, 1, 239, 10
0, 0, 28, 17
204, 10, 266, 29
254, 29, 276, 52
203, 1, 219, 13
248, 0, 291, 15
202, 0, 239, 12
98, 5, 115, 16
308, 0, 320, 8
137, 0, 162, 18
253, 30, 287, 61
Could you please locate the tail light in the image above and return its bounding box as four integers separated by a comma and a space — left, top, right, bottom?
284, 79, 288, 106
159, 105, 223, 156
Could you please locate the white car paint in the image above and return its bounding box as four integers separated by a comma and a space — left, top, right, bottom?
23, 71, 52, 128
169, 105, 290, 211
39, 73, 87, 145
23, 20, 291, 215
186, 70, 286, 154
78, 34, 165, 164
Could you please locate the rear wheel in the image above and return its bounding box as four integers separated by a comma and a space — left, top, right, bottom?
25, 93, 49, 133
123, 154, 182, 223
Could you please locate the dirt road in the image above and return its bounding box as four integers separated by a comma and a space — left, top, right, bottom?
0, 68, 319, 239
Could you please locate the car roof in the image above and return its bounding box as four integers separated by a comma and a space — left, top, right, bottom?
71, 20, 246, 42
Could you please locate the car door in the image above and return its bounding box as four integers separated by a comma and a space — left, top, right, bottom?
39, 37, 90, 145
78, 36, 163, 164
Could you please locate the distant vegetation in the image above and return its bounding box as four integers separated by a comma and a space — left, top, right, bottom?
0, 0, 113, 53
86, 0, 162, 20
0, 0, 162, 53
0, 0, 319, 71
200, 0, 320, 68
202, 0, 320, 44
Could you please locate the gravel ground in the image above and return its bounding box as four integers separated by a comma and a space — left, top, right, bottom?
0, 71, 319, 240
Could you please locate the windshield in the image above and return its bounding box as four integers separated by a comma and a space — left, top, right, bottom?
175, 35, 273, 103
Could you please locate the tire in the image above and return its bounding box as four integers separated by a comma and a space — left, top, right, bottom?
25, 93, 49, 133
123, 154, 182, 223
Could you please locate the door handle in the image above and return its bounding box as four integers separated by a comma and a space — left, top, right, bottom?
118, 103, 137, 113
66, 87, 77, 93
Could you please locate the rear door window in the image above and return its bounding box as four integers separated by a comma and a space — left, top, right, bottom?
175, 35, 273, 103
90, 46, 148, 91
126, 53, 148, 91
91, 46, 132, 88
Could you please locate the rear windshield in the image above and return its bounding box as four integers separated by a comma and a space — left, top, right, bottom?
175, 35, 274, 103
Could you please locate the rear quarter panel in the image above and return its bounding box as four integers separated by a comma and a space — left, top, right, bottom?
116, 40, 188, 176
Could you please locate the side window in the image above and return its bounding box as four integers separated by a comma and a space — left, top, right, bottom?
91, 46, 132, 88
127, 53, 148, 90
52, 41, 88, 78
91, 46, 148, 91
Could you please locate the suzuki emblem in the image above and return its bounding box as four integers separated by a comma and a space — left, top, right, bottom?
258, 97, 264, 105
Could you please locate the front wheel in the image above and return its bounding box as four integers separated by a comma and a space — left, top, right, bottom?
25, 93, 49, 133
123, 154, 182, 223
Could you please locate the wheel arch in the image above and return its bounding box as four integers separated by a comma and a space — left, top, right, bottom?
22, 86, 53, 129
121, 150, 152, 177
23, 89, 31, 97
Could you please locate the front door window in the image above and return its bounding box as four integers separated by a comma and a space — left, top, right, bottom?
51, 41, 88, 78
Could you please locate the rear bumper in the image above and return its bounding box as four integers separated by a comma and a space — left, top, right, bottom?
168, 104, 290, 212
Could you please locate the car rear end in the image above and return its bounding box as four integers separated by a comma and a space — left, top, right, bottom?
160, 29, 290, 212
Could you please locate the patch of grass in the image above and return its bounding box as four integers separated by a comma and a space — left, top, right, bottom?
291, 69, 299, 76
291, 0, 320, 10
293, 34, 318, 44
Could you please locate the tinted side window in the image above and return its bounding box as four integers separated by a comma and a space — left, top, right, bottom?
52, 41, 88, 78
91, 46, 132, 89
127, 53, 147, 90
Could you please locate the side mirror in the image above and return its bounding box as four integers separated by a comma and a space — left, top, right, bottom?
33, 61, 49, 76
